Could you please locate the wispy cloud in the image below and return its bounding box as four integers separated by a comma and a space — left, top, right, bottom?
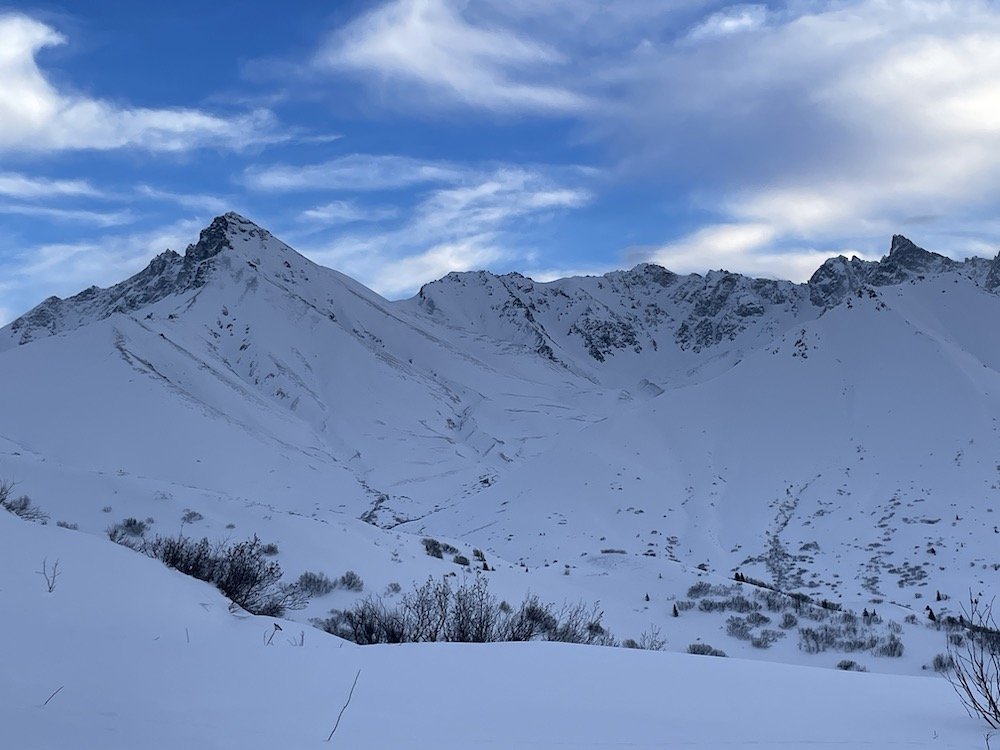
648, 222, 843, 282
0, 13, 280, 153
685, 4, 767, 42
2, 218, 203, 316
301, 166, 591, 296
244, 154, 466, 192
299, 200, 398, 225
0, 172, 103, 199
313, 1, 1000, 275
316, 0, 587, 113
134, 185, 230, 214
601, 0, 1000, 271
0, 203, 133, 227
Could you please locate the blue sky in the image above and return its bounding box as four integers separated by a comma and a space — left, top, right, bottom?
3, 0, 1000, 324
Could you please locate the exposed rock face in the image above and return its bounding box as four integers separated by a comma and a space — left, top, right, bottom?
5, 216, 998, 369
5, 213, 267, 347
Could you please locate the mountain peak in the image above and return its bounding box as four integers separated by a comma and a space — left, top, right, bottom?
888, 234, 920, 256
185, 212, 270, 263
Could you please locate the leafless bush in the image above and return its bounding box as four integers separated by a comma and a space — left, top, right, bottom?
116, 532, 308, 616
106, 517, 148, 541
623, 627, 666, 651
727, 616, 753, 641
837, 659, 867, 672
0, 482, 48, 524
37, 558, 59, 593
687, 643, 727, 657
314, 574, 614, 646
337, 570, 364, 592
947, 596, 1000, 729
933, 653, 955, 673
297, 571, 336, 596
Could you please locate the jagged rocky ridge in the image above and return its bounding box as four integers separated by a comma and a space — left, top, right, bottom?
4, 214, 265, 347
7, 214, 998, 364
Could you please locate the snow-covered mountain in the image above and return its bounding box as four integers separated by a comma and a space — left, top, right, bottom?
3, 212, 1000, 681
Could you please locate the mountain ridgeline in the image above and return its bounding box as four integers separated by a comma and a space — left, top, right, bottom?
7, 214, 1000, 364
3, 212, 1000, 609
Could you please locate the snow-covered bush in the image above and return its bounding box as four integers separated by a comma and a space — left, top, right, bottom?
686, 643, 726, 657
297, 571, 336, 596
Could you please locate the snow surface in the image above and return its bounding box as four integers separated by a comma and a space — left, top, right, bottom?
0, 513, 983, 749
2, 213, 999, 745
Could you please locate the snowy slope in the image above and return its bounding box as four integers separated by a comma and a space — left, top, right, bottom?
3, 213, 1000, 687
0, 512, 984, 750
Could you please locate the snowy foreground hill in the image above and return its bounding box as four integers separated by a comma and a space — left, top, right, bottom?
2, 212, 999, 747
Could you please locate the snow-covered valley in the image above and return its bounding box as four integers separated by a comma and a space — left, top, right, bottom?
3, 213, 999, 747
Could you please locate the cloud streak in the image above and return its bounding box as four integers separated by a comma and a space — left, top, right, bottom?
317, 0, 587, 113
0, 172, 103, 199
0, 14, 279, 153
244, 154, 466, 192
300, 166, 591, 296
316, 1, 1000, 275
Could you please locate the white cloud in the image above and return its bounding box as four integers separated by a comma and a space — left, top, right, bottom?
0, 172, 102, 199
649, 221, 846, 282
299, 201, 398, 225
526, 264, 616, 283
134, 185, 230, 214
686, 4, 767, 42
599, 0, 1000, 273
317, 0, 587, 113
4, 219, 203, 314
369, 237, 503, 297
301, 167, 590, 296
244, 154, 466, 192
0, 14, 278, 153
0, 203, 133, 227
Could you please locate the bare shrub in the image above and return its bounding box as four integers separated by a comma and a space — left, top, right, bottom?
314, 574, 614, 646
751, 629, 783, 649
0, 483, 48, 523
118, 533, 307, 616
933, 653, 955, 673
37, 558, 59, 593
875, 633, 904, 658
726, 616, 753, 641
837, 659, 868, 672
687, 643, 727, 657
297, 571, 335, 597
422, 538, 444, 558
338, 570, 364, 592
946, 595, 1000, 729
780, 612, 798, 629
